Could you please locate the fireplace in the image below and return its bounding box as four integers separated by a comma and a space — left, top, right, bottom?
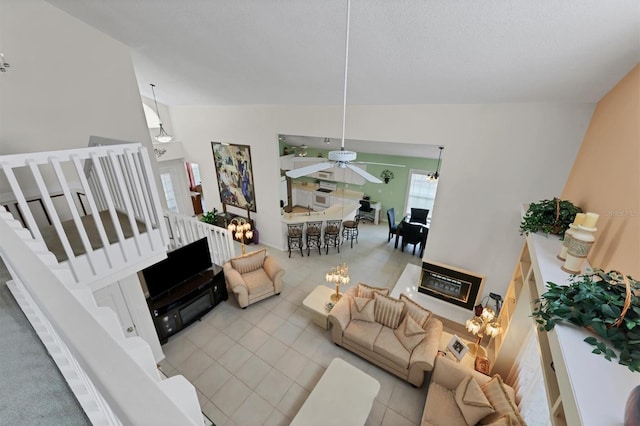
418, 260, 485, 310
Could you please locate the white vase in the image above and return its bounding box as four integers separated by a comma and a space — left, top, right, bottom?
558, 224, 578, 261
562, 225, 596, 273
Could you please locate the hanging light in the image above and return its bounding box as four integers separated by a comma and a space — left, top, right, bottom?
427, 146, 444, 182
150, 83, 173, 143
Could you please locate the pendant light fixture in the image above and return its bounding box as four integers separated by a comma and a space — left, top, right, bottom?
150, 83, 173, 143
428, 146, 444, 182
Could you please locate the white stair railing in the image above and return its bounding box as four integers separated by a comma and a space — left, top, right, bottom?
0, 206, 199, 426
0, 144, 169, 288
165, 211, 236, 265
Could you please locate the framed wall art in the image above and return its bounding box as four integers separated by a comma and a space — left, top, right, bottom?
211, 142, 257, 212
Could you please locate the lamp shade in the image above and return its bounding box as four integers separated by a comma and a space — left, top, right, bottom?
485, 320, 502, 338
466, 317, 483, 335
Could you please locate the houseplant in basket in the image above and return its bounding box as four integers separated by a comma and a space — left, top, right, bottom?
519, 198, 582, 238
531, 269, 640, 373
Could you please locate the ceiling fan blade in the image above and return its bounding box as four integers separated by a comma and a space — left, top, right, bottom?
347, 164, 382, 183
354, 161, 406, 168
285, 162, 334, 178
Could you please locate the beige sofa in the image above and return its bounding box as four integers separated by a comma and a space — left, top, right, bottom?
422, 356, 525, 426
328, 285, 443, 387
223, 249, 284, 308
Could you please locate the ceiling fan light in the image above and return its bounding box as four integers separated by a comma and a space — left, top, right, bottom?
155, 124, 173, 143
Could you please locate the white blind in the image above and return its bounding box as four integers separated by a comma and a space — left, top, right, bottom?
507, 328, 552, 426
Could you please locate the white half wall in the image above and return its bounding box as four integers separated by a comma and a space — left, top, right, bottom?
169, 103, 594, 296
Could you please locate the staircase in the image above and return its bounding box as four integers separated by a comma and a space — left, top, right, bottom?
0, 144, 235, 425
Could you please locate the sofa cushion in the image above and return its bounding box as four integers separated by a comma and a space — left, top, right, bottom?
357, 282, 390, 299
344, 320, 383, 351
373, 293, 405, 329
373, 326, 411, 369
400, 293, 431, 327
394, 315, 427, 352
422, 382, 468, 426
350, 297, 376, 322
455, 376, 495, 425
480, 375, 526, 426
242, 269, 274, 297
230, 249, 266, 274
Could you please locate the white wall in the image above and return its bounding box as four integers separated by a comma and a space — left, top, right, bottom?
0, 0, 155, 192
169, 103, 594, 296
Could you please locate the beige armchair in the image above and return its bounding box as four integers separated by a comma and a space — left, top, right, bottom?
223, 249, 284, 308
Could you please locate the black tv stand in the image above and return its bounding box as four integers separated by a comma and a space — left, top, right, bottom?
148, 265, 227, 343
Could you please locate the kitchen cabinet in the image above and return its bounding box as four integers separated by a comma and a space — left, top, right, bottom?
330, 164, 367, 185
292, 158, 326, 178
344, 164, 367, 185
293, 187, 313, 209
280, 154, 296, 171
330, 195, 346, 206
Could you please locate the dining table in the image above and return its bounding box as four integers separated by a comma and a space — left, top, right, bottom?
394, 216, 429, 256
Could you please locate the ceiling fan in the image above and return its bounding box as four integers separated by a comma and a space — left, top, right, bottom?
285, 0, 386, 184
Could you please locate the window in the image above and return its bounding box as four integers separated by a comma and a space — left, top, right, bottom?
160, 171, 178, 213
405, 170, 438, 218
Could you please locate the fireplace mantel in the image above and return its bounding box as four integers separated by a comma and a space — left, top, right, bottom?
391, 263, 475, 326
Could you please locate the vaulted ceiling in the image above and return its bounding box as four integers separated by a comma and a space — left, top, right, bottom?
45, 0, 639, 107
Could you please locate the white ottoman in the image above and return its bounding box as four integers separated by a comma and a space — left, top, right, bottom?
291, 357, 380, 426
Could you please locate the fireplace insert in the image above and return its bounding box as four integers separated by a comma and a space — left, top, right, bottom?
418, 260, 485, 310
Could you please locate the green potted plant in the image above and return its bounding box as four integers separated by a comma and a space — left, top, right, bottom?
200, 209, 218, 225
380, 169, 394, 184
531, 269, 640, 373
520, 198, 582, 238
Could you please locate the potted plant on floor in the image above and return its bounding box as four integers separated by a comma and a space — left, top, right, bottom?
519, 198, 581, 238
531, 268, 640, 373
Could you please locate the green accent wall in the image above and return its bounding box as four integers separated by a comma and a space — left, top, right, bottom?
282, 147, 439, 220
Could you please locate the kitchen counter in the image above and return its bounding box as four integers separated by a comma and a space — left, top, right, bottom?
331, 188, 364, 200
281, 202, 359, 224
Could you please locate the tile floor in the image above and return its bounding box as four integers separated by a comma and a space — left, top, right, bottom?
159, 222, 429, 426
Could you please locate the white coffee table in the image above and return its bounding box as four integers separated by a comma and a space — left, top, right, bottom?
291, 358, 380, 426
303, 285, 340, 329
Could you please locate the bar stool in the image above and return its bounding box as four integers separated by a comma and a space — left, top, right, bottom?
342, 215, 360, 248
324, 220, 342, 254
306, 221, 323, 256
287, 223, 304, 258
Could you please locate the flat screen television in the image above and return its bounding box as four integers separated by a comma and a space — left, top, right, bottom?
143, 238, 212, 300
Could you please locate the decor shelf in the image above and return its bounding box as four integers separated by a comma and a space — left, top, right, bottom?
492, 230, 639, 426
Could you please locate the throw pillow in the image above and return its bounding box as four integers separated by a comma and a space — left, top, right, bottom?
373, 293, 405, 329
350, 297, 376, 322
357, 282, 390, 299
399, 293, 431, 327
230, 249, 266, 274
480, 375, 526, 426
394, 315, 427, 352
454, 376, 495, 426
